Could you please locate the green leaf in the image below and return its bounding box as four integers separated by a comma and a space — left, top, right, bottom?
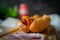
8, 5, 18, 17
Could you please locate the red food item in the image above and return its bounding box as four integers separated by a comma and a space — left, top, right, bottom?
19, 4, 29, 18
22, 16, 33, 26
22, 16, 30, 26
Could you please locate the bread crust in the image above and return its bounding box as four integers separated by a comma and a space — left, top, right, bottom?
29, 15, 51, 32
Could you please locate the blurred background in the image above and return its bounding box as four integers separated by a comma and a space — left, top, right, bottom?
0, 0, 59, 20
0, 0, 60, 40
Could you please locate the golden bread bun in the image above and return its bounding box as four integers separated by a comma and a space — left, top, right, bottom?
42, 15, 51, 25
29, 15, 51, 33
30, 14, 41, 20
29, 18, 42, 32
